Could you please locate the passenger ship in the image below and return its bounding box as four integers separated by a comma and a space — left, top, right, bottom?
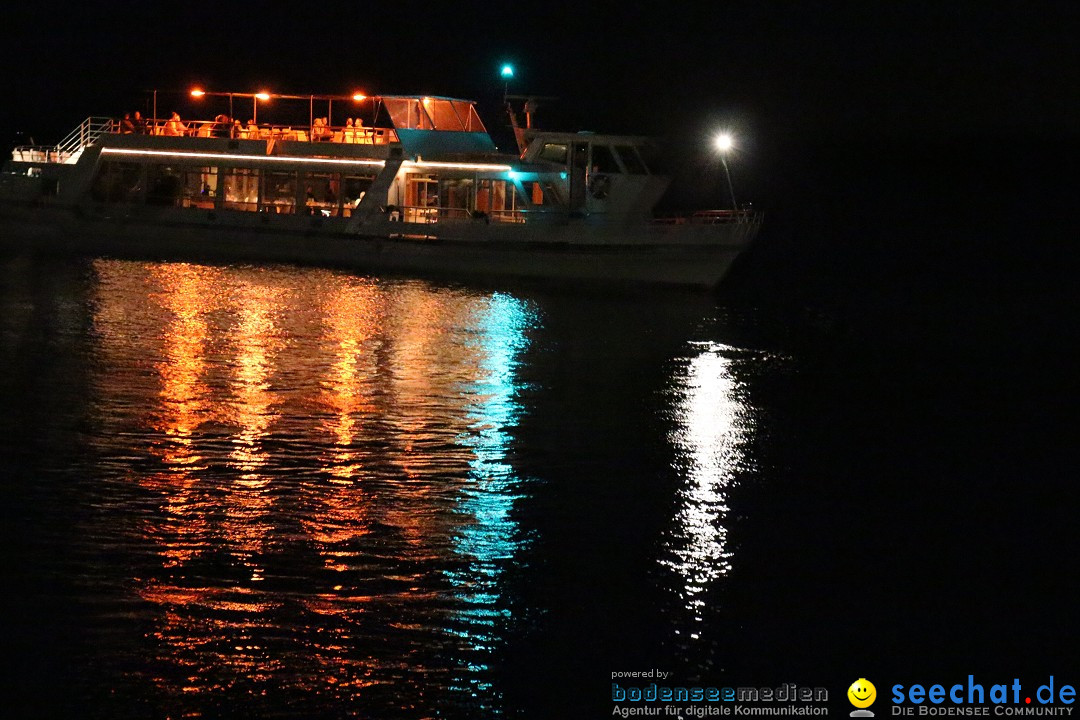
0, 91, 762, 288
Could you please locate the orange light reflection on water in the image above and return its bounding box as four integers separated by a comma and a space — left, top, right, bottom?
87, 259, 533, 713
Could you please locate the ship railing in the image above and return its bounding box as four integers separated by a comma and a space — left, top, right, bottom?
55, 116, 115, 160
137, 117, 398, 144
396, 206, 535, 224
9, 116, 114, 165
652, 209, 764, 225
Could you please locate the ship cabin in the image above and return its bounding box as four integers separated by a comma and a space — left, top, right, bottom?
5, 92, 672, 227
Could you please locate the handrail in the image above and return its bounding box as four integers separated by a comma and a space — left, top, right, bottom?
9, 116, 114, 165
56, 116, 115, 156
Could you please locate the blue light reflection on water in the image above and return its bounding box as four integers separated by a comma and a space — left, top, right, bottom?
446, 292, 537, 705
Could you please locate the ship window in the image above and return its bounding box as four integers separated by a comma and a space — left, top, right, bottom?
528, 181, 565, 206
474, 179, 500, 212
147, 164, 184, 206
590, 145, 621, 173
341, 174, 375, 216
302, 172, 340, 217
91, 161, 142, 204
222, 168, 260, 211
474, 179, 524, 221
439, 178, 474, 214
451, 101, 486, 133
262, 171, 296, 214
406, 173, 439, 207
183, 166, 218, 209
425, 98, 465, 131
538, 143, 568, 164
614, 145, 648, 174
383, 97, 435, 130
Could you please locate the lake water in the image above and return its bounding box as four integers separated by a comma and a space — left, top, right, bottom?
2, 158, 1077, 718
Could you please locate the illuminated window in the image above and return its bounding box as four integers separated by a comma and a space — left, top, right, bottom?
222, 168, 260, 211
439, 178, 474, 211
302, 172, 340, 217
262, 171, 296, 214
527, 181, 565, 206
425, 98, 465, 131
183, 166, 218, 209
406, 173, 438, 207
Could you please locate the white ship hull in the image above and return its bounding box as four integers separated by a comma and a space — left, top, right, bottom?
0, 201, 756, 288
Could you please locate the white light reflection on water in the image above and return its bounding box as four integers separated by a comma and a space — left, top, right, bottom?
663, 342, 752, 634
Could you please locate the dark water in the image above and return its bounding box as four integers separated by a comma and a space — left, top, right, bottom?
2, 142, 1077, 718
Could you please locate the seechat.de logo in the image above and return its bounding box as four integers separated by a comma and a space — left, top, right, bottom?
849, 679, 878, 717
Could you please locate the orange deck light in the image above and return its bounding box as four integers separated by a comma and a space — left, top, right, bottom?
352, 93, 366, 102
190, 89, 206, 98
255, 92, 271, 101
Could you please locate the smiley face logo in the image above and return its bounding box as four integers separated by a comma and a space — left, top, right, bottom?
848, 678, 877, 709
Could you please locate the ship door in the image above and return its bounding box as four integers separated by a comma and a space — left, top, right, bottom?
568, 141, 589, 213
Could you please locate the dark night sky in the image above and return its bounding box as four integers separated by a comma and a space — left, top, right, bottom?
0, 1, 1076, 224
1, 1, 1075, 145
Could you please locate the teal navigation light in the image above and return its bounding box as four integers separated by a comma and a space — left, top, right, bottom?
500, 63, 515, 102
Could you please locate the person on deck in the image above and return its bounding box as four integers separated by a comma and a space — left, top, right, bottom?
164, 112, 187, 137
119, 113, 135, 134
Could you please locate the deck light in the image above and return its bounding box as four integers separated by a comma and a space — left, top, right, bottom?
190, 89, 206, 98
255, 92, 271, 101
352, 93, 366, 102
714, 133, 733, 152
500, 64, 514, 79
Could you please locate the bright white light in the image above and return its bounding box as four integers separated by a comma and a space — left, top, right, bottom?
714, 133, 733, 152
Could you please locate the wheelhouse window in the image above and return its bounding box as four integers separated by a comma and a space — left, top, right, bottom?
538, 143, 568, 164
614, 145, 648, 174
589, 145, 621, 173
222, 168, 260, 211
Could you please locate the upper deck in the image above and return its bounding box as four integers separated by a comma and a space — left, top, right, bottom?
9, 93, 500, 166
